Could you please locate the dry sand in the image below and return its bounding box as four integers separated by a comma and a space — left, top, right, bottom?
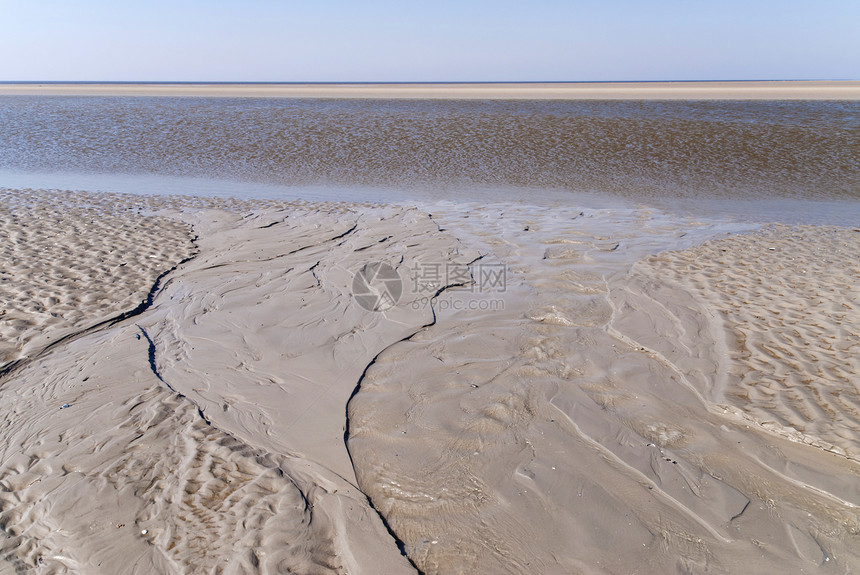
1, 190, 858, 574
2, 81, 860, 100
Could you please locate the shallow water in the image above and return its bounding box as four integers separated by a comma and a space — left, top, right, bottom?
0, 96, 858, 220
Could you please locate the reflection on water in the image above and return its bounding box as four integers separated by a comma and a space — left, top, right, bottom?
0, 97, 858, 204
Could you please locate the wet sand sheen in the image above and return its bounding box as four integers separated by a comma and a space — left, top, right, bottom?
0, 189, 858, 574
349, 205, 860, 573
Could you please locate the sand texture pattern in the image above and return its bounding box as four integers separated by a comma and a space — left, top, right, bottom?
1, 190, 859, 574
0, 190, 475, 574
626, 225, 860, 457
0, 189, 197, 370
349, 205, 860, 574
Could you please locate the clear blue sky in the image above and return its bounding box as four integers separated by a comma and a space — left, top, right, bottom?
1, 0, 858, 82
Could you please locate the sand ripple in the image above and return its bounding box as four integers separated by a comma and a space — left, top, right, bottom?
0, 189, 196, 369
0, 190, 470, 574
3, 192, 860, 574
633, 224, 860, 457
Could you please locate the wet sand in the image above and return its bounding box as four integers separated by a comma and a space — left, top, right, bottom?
0, 189, 858, 574
2, 81, 860, 100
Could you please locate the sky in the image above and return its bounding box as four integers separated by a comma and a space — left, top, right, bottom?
1, 0, 858, 82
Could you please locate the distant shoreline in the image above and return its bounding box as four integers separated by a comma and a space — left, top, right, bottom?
2, 80, 859, 99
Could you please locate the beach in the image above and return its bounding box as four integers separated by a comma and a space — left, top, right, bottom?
0, 185, 858, 574
0, 81, 858, 574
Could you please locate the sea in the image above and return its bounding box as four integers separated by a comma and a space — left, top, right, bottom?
1, 94, 858, 224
